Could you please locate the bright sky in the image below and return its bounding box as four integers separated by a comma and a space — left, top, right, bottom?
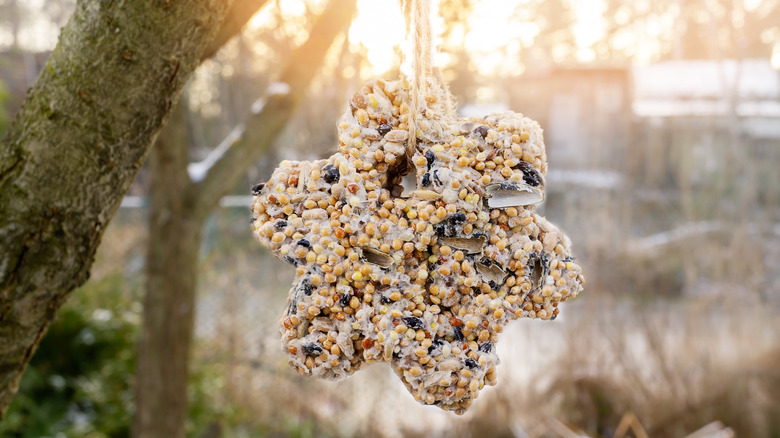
570, 0, 606, 63
347, 0, 608, 76
348, 0, 407, 74
8, 0, 780, 72
8, 0, 603, 65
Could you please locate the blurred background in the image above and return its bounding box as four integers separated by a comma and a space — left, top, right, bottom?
1, 0, 780, 436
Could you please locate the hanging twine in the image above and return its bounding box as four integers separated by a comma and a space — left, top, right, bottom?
406, 0, 433, 159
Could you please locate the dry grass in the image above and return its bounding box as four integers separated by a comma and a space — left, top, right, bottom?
192, 258, 780, 437
183, 205, 780, 437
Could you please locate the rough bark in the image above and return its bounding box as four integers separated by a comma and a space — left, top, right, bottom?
133, 1, 356, 436
0, 0, 234, 418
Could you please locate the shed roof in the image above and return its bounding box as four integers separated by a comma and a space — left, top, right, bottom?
632, 59, 780, 118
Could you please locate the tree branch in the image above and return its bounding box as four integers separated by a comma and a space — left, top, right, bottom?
201, 0, 271, 62
191, 0, 358, 220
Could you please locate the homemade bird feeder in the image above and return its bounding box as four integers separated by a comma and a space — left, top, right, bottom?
250, 0, 584, 414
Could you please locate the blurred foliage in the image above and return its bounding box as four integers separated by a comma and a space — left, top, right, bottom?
0, 272, 257, 438
0, 274, 137, 437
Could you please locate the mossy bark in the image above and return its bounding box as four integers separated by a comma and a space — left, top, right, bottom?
0, 0, 233, 418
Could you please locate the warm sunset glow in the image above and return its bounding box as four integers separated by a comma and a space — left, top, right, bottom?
571, 0, 607, 62
347, 0, 610, 76
462, 1, 538, 75
348, 0, 406, 74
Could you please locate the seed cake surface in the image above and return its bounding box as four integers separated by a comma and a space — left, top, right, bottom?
251, 78, 584, 414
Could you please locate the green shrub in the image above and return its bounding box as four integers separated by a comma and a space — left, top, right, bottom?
0, 274, 138, 437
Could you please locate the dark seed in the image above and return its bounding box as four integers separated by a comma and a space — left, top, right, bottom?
275, 220, 287, 229
390, 184, 404, 198
340, 294, 351, 307
449, 212, 467, 224
513, 161, 543, 187
526, 253, 538, 276
251, 183, 265, 195
474, 125, 489, 138
465, 358, 479, 369
381, 295, 392, 304
429, 336, 445, 353
283, 256, 299, 266
302, 343, 323, 356
287, 296, 298, 315
297, 239, 311, 248
434, 223, 457, 237
488, 280, 498, 290
425, 150, 436, 169
454, 326, 464, 342
550, 314, 558, 320
421, 172, 431, 187
301, 279, 314, 295
401, 316, 424, 330
322, 164, 340, 184
479, 342, 493, 353
377, 123, 392, 136
523, 171, 542, 187
432, 169, 441, 185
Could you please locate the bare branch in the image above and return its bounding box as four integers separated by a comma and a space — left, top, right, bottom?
192, 0, 358, 220
201, 0, 271, 61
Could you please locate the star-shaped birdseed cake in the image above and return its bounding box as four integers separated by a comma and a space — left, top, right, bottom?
251, 77, 584, 414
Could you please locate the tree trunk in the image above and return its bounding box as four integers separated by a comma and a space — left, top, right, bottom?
134, 103, 202, 438
0, 0, 233, 417
131, 2, 357, 436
